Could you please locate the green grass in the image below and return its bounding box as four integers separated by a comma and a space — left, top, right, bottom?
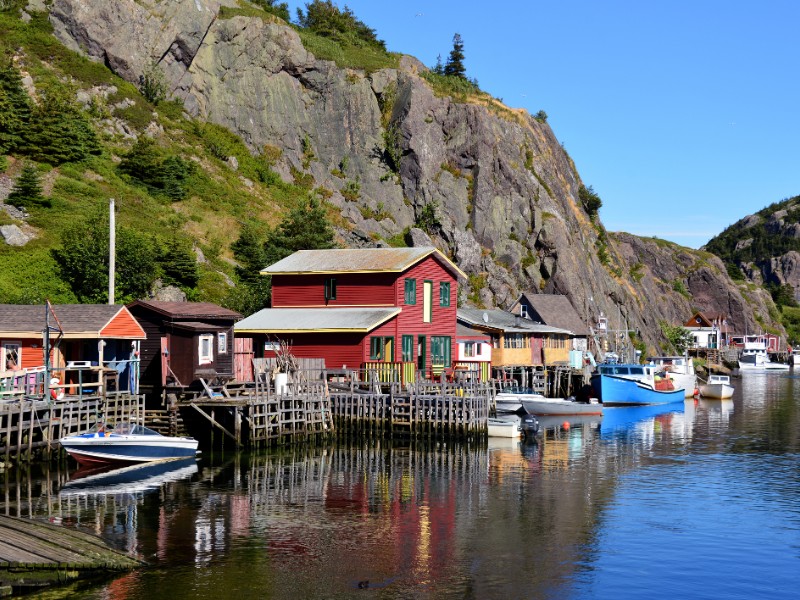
296, 29, 399, 73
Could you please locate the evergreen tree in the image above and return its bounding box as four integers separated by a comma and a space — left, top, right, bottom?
432, 54, 444, 75
444, 33, 466, 79
253, 0, 290, 21
263, 195, 336, 265
6, 162, 49, 208
119, 137, 163, 187
160, 236, 199, 289
297, 1, 386, 50
26, 85, 100, 165
161, 155, 191, 201
0, 61, 32, 155
230, 222, 270, 315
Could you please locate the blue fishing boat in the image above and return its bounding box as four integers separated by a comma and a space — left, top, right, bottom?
60, 422, 199, 466
591, 363, 685, 405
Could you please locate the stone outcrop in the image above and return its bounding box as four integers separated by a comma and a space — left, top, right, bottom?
47, 0, 783, 350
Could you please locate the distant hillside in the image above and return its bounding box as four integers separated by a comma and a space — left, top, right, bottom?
704, 194, 800, 343
0, 0, 786, 354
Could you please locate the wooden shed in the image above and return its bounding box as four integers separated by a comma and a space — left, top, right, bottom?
127, 301, 241, 399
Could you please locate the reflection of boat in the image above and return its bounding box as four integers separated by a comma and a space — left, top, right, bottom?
600, 402, 686, 433
790, 348, 800, 367
591, 363, 685, 405
488, 418, 521, 438
60, 423, 199, 466
536, 414, 603, 430
699, 375, 735, 399
60, 457, 198, 496
647, 355, 697, 397
738, 342, 789, 371
521, 397, 603, 416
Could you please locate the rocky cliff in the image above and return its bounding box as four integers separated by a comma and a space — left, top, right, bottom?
46, 0, 783, 351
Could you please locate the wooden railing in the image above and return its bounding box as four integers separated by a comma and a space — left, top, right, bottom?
361, 361, 416, 385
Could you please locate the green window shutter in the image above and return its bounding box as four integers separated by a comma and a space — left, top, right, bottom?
370, 337, 382, 360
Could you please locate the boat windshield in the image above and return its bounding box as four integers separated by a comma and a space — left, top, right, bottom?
109, 423, 160, 436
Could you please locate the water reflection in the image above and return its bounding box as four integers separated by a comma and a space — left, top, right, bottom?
2, 376, 799, 599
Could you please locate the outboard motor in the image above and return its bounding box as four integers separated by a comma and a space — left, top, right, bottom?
520, 414, 539, 438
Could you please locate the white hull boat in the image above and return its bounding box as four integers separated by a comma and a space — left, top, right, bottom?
738, 342, 789, 371
648, 356, 697, 397
520, 397, 603, 416
488, 418, 522, 438
699, 375, 735, 399
495, 389, 545, 413
60, 423, 199, 466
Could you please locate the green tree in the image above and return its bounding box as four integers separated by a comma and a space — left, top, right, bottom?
579, 184, 603, 218
0, 61, 32, 155
139, 61, 168, 105
444, 33, 466, 79
161, 155, 192, 201
230, 222, 270, 315
263, 196, 336, 265
416, 200, 441, 234
297, 1, 386, 50
253, 0, 290, 20
52, 209, 160, 303
160, 236, 199, 289
660, 322, 694, 354
26, 85, 100, 165
119, 137, 163, 186
6, 162, 49, 208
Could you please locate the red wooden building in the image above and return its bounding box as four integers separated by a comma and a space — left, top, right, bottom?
235, 247, 465, 380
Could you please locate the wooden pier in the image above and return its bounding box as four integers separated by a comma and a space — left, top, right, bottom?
1, 393, 143, 466
0, 514, 141, 595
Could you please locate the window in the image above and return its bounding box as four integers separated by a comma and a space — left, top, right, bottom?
217, 332, 228, 354
520, 305, 528, 318
504, 333, 527, 349
324, 277, 337, 301
404, 278, 416, 304
402, 335, 414, 362
423, 280, 433, 323
369, 336, 394, 361
431, 336, 452, 368
3, 342, 20, 372
199, 335, 214, 365
439, 282, 451, 307
464, 341, 475, 357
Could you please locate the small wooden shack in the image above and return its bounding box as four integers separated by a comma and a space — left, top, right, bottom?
127, 301, 241, 400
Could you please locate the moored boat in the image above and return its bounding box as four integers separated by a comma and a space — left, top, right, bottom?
494, 387, 544, 413
488, 418, 521, 438
520, 396, 603, 416
60, 422, 199, 466
699, 374, 734, 399
647, 355, 696, 397
738, 341, 789, 371
591, 363, 685, 405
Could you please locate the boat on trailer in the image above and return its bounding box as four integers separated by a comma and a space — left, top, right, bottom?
60, 423, 199, 466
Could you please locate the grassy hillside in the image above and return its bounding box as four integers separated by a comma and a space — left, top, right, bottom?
0, 7, 323, 309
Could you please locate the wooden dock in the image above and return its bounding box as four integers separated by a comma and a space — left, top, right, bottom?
0, 514, 141, 595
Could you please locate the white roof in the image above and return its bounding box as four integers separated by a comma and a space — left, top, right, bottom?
235, 307, 400, 333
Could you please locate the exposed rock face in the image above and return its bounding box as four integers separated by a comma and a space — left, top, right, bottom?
1, 224, 34, 246
48, 0, 784, 350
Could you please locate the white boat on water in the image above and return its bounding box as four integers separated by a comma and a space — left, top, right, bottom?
699, 375, 735, 399
488, 418, 522, 438
738, 342, 789, 371
789, 348, 800, 367
520, 396, 603, 416
494, 387, 544, 413
648, 355, 697, 397
60, 422, 199, 467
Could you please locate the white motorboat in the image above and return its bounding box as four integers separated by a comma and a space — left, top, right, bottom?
648, 355, 697, 397
738, 342, 789, 371
488, 418, 522, 438
60, 422, 199, 466
520, 396, 603, 416
494, 387, 545, 413
699, 374, 735, 399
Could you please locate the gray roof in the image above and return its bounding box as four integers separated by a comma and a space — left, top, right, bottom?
261, 247, 466, 279
457, 308, 573, 335
128, 300, 241, 320
514, 293, 589, 336
0, 304, 145, 339
235, 307, 401, 333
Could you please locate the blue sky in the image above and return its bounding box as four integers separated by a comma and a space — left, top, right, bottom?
285, 1, 800, 249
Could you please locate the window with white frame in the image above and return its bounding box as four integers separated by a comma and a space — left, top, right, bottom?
3, 342, 21, 372
199, 334, 214, 365
218, 332, 228, 354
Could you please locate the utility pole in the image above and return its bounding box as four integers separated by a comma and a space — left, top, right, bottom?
108, 197, 115, 304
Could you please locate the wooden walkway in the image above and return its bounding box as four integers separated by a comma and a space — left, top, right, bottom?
0, 514, 141, 594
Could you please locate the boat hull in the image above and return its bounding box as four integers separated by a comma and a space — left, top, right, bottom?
521, 398, 603, 416
60, 433, 199, 466
738, 361, 789, 371
487, 419, 521, 438
699, 383, 734, 399
591, 374, 685, 406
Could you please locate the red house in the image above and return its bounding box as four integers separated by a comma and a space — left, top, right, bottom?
235, 247, 465, 380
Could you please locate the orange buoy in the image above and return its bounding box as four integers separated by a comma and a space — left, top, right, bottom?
562, 421, 570, 430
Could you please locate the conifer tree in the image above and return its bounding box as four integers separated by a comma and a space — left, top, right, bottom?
444, 33, 466, 79
6, 162, 49, 208
0, 62, 32, 155
263, 195, 336, 265
27, 85, 100, 165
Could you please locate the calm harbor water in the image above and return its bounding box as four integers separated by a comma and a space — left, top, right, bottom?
3, 372, 800, 599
